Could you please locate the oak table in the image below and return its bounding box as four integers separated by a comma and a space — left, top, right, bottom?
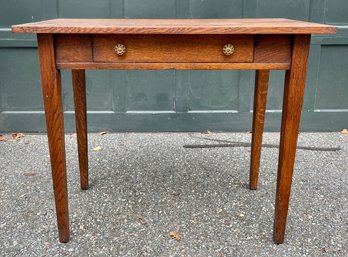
12, 19, 337, 244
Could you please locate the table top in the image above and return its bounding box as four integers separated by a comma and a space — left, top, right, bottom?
12, 18, 336, 35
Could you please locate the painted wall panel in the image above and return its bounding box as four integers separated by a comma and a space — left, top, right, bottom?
126, 71, 176, 111
188, 71, 239, 111
62, 70, 115, 111
0, 0, 347, 132
265, 71, 285, 111
190, 0, 243, 18
0, 48, 42, 111
124, 0, 176, 18
58, 0, 111, 18
255, 0, 310, 20
0, 0, 43, 27
324, 0, 348, 24
315, 46, 348, 110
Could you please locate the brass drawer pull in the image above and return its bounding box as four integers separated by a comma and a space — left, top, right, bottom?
223, 44, 234, 55
115, 44, 126, 55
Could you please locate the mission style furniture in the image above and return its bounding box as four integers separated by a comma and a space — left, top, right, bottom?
12, 18, 336, 244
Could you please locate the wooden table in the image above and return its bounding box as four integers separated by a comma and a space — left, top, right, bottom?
12, 18, 336, 244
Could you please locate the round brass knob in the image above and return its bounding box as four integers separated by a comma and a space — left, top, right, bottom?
115, 44, 126, 56
223, 44, 234, 56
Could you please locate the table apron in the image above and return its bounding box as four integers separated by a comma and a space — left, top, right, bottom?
54, 34, 293, 70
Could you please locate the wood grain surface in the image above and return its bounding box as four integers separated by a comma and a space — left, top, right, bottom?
273, 34, 311, 244
250, 70, 270, 190
72, 69, 88, 190
92, 34, 254, 63
12, 18, 337, 34
22, 18, 327, 245
54, 34, 293, 67
37, 34, 70, 243
55, 35, 92, 63
56, 62, 290, 70
254, 35, 292, 63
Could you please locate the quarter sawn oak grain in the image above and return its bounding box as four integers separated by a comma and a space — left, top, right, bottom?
72, 69, 88, 190
92, 34, 254, 63
12, 18, 337, 35
250, 70, 270, 190
37, 34, 70, 243
12, 18, 337, 244
273, 34, 311, 244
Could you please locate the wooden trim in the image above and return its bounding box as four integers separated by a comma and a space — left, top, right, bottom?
56, 62, 290, 70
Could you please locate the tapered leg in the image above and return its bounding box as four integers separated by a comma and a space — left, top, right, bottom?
37, 34, 69, 243
273, 35, 311, 244
72, 69, 88, 190
250, 70, 270, 190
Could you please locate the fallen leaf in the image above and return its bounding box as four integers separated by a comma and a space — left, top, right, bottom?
169, 231, 181, 241
99, 131, 107, 135
138, 216, 147, 225
340, 129, 348, 135
93, 146, 102, 151
0, 135, 6, 141
79, 224, 85, 230
12, 132, 24, 140
23, 172, 36, 177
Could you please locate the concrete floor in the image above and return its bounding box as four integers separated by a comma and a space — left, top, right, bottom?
0, 132, 347, 256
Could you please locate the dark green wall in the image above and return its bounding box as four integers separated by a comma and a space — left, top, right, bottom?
0, 0, 347, 132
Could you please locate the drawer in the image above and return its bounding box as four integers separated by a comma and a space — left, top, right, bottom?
92, 35, 254, 63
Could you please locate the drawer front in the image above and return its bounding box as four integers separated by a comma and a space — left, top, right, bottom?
92, 35, 254, 63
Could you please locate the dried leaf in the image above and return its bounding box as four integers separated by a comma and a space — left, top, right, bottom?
340, 129, 348, 135
0, 135, 6, 141
12, 133, 24, 140
169, 231, 181, 241
23, 172, 36, 177
99, 131, 107, 135
93, 146, 102, 151
79, 224, 85, 230
138, 216, 147, 225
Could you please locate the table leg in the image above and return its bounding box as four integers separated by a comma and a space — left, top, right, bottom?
72, 69, 88, 190
273, 35, 311, 244
249, 70, 270, 190
37, 34, 69, 242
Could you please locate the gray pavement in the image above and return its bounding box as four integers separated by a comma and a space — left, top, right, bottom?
0, 132, 347, 257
